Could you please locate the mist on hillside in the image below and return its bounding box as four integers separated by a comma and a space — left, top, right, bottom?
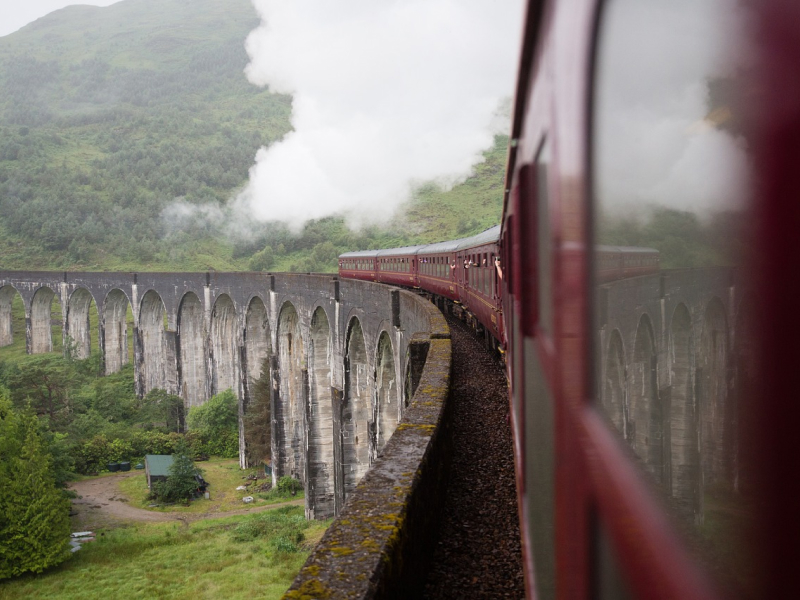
231, 0, 524, 231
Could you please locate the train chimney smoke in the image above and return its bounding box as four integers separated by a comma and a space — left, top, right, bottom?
233, 0, 524, 231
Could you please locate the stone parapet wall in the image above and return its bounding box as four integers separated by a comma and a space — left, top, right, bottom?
286, 305, 451, 599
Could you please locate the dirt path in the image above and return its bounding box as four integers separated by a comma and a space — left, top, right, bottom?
69, 472, 304, 530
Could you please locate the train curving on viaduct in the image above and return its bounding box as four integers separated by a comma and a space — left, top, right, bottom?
0, 270, 442, 521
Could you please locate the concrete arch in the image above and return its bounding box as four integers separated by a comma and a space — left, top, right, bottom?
342, 317, 372, 500
0, 285, 20, 347
276, 301, 306, 482
668, 303, 698, 518
600, 329, 629, 439
103, 289, 130, 375
697, 297, 729, 486
210, 294, 239, 396
630, 313, 663, 483
31, 286, 61, 354
243, 296, 271, 469
602, 329, 626, 436
139, 289, 169, 394
66, 288, 97, 360
244, 296, 271, 391
178, 292, 207, 408
374, 330, 399, 456
307, 305, 335, 519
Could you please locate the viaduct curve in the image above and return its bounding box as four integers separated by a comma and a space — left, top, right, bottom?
0, 270, 441, 521
0, 266, 749, 594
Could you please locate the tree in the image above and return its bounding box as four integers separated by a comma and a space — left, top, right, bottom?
0, 397, 71, 580
4, 355, 77, 427
150, 439, 203, 503
141, 388, 185, 433
248, 245, 274, 271
243, 359, 271, 467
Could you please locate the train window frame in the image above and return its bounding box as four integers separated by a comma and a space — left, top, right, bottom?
584, 0, 746, 597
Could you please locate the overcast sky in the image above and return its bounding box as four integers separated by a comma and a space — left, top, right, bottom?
0, 0, 123, 38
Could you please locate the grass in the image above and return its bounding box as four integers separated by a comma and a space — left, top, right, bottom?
117, 458, 304, 514
0, 507, 330, 600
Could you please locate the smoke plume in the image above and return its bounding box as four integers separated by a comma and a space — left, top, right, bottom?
234, 0, 524, 230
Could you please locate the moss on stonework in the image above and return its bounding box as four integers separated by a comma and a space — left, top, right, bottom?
361, 539, 380, 551
304, 565, 320, 577
283, 578, 331, 600
395, 423, 436, 434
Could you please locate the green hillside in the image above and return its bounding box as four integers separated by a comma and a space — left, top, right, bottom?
0, 0, 506, 273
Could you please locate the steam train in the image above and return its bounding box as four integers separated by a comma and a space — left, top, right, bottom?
339, 0, 800, 597
339, 227, 658, 348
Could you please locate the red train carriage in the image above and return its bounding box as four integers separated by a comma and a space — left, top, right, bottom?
596, 246, 660, 283
452, 226, 504, 344
416, 239, 462, 301
502, 0, 800, 598
374, 246, 424, 288
338, 0, 800, 596
338, 250, 378, 282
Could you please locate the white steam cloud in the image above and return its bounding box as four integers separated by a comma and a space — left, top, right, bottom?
594, 0, 752, 219
234, 0, 525, 230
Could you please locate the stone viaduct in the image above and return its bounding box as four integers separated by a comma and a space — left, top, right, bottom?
0, 266, 749, 594
0, 270, 441, 520
596, 267, 751, 523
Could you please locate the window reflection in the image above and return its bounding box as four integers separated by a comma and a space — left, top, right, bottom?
592, 0, 755, 595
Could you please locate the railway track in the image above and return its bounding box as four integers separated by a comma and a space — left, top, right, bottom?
423, 313, 524, 599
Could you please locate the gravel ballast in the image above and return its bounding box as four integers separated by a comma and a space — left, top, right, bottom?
423, 314, 525, 599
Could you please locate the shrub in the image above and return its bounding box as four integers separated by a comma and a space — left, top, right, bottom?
231, 506, 307, 543
277, 476, 303, 495
75, 434, 112, 473
186, 390, 239, 458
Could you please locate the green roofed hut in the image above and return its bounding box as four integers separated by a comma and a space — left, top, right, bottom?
145, 454, 174, 488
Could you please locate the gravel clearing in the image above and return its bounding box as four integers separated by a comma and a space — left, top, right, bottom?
423, 314, 525, 599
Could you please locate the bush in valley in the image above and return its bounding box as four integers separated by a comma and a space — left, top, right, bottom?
72, 428, 232, 474
257, 476, 304, 504
276, 475, 303, 495
186, 389, 239, 459
231, 506, 308, 544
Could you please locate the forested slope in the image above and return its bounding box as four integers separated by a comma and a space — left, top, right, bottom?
0, 0, 507, 272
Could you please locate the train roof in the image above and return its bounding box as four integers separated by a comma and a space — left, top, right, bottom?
596, 245, 660, 254
339, 250, 379, 259
376, 245, 426, 257
416, 225, 501, 255
339, 226, 503, 261
455, 225, 501, 251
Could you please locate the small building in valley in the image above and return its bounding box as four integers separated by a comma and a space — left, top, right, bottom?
145, 454, 174, 488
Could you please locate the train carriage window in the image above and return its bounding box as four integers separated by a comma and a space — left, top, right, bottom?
592, 0, 756, 595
